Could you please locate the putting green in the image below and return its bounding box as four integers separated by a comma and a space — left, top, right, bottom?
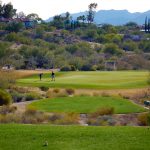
17, 71, 149, 89
29, 96, 146, 114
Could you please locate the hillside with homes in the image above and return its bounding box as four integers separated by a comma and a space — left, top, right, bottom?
0, 2, 150, 71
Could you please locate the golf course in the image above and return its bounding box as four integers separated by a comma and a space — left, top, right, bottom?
0, 70, 150, 150
17, 71, 149, 89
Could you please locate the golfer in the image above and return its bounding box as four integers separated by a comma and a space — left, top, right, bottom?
51, 71, 55, 81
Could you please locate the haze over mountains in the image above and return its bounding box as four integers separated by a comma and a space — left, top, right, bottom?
46, 9, 150, 25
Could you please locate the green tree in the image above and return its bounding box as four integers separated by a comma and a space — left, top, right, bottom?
103, 43, 122, 56
52, 15, 64, 29
77, 15, 86, 23
27, 13, 42, 22
1, 2, 16, 18
123, 40, 138, 52
87, 3, 98, 24
145, 17, 148, 33
16, 11, 26, 18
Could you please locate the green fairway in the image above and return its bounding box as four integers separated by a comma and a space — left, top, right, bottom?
29, 96, 146, 114
0, 124, 150, 150
17, 71, 148, 89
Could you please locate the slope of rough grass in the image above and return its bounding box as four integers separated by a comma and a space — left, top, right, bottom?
29, 96, 146, 114
0, 124, 150, 150
17, 71, 148, 89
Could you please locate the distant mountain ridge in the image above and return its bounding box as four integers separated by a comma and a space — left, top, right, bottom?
46, 9, 150, 25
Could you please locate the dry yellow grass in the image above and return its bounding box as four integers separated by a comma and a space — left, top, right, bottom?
74, 88, 149, 97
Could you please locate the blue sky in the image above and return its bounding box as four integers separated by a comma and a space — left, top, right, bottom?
2, 0, 150, 19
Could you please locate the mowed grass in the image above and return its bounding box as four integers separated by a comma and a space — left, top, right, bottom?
17, 71, 149, 89
29, 96, 146, 114
0, 124, 150, 150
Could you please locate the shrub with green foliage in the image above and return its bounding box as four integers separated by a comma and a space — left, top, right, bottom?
6, 22, 23, 32
39, 86, 49, 91
0, 89, 12, 105
25, 92, 41, 101
61, 66, 71, 71
103, 43, 123, 56
11, 91, 24, 102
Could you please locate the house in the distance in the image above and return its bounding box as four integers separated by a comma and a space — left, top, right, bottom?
0, 17, 35, 29
105, 61, 117, 70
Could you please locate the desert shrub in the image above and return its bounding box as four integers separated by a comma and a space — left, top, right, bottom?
9, 86, 29, 93
0, 114, 21, 123
55, 113, 79, 125
138, 113, 150, 126
11, 91, 24, 102
93, 92, 99, 97
91, 107, 114, 118
87, 118, 97, 125
0, 71, 16, 89
0, 105, 17, 115
81, 64, 91, 71
70, 65, 76, 71
25, 92, 41, 101
60, 66, 71, 71
65, 88, 75, 95
48, 113, 63, 122
39, 86, 49, 91
98, 115, 116, 126
91, 65, 97, 71
46, 90, 53, 98
130, 89, 150, 102
46, 89, 68, 98
118, 93, 130, 100
56, 92, 68, 97
24, 107, 37, 115
22, 107, 47, 124
0, 89, 12, 105
101, 92, 110, 97
53, 88, 60, 93
22, 115, 38, 124
88, 115, 116, 126
97, 64, 105, 71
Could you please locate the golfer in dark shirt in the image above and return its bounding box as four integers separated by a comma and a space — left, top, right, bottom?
39, 73, 43, 81
51, 71, 55, 81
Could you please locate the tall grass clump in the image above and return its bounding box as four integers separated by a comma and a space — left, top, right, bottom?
0, 89, 12, 105
54, 112, 79, 125
138, 113, 150, 126
90, 107, 114, 118
22, 107, 48, 124
39, 86, 49, 92
0, 71, 16, 89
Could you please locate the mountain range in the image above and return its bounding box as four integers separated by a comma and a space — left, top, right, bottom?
46, 9, 150, 25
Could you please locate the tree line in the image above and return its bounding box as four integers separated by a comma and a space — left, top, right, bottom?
145, 17, 150, 33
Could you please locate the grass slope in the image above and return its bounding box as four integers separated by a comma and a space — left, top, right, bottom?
29, 96, 146, 113
17, 71, 148, 89
0, 124, 150, 150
